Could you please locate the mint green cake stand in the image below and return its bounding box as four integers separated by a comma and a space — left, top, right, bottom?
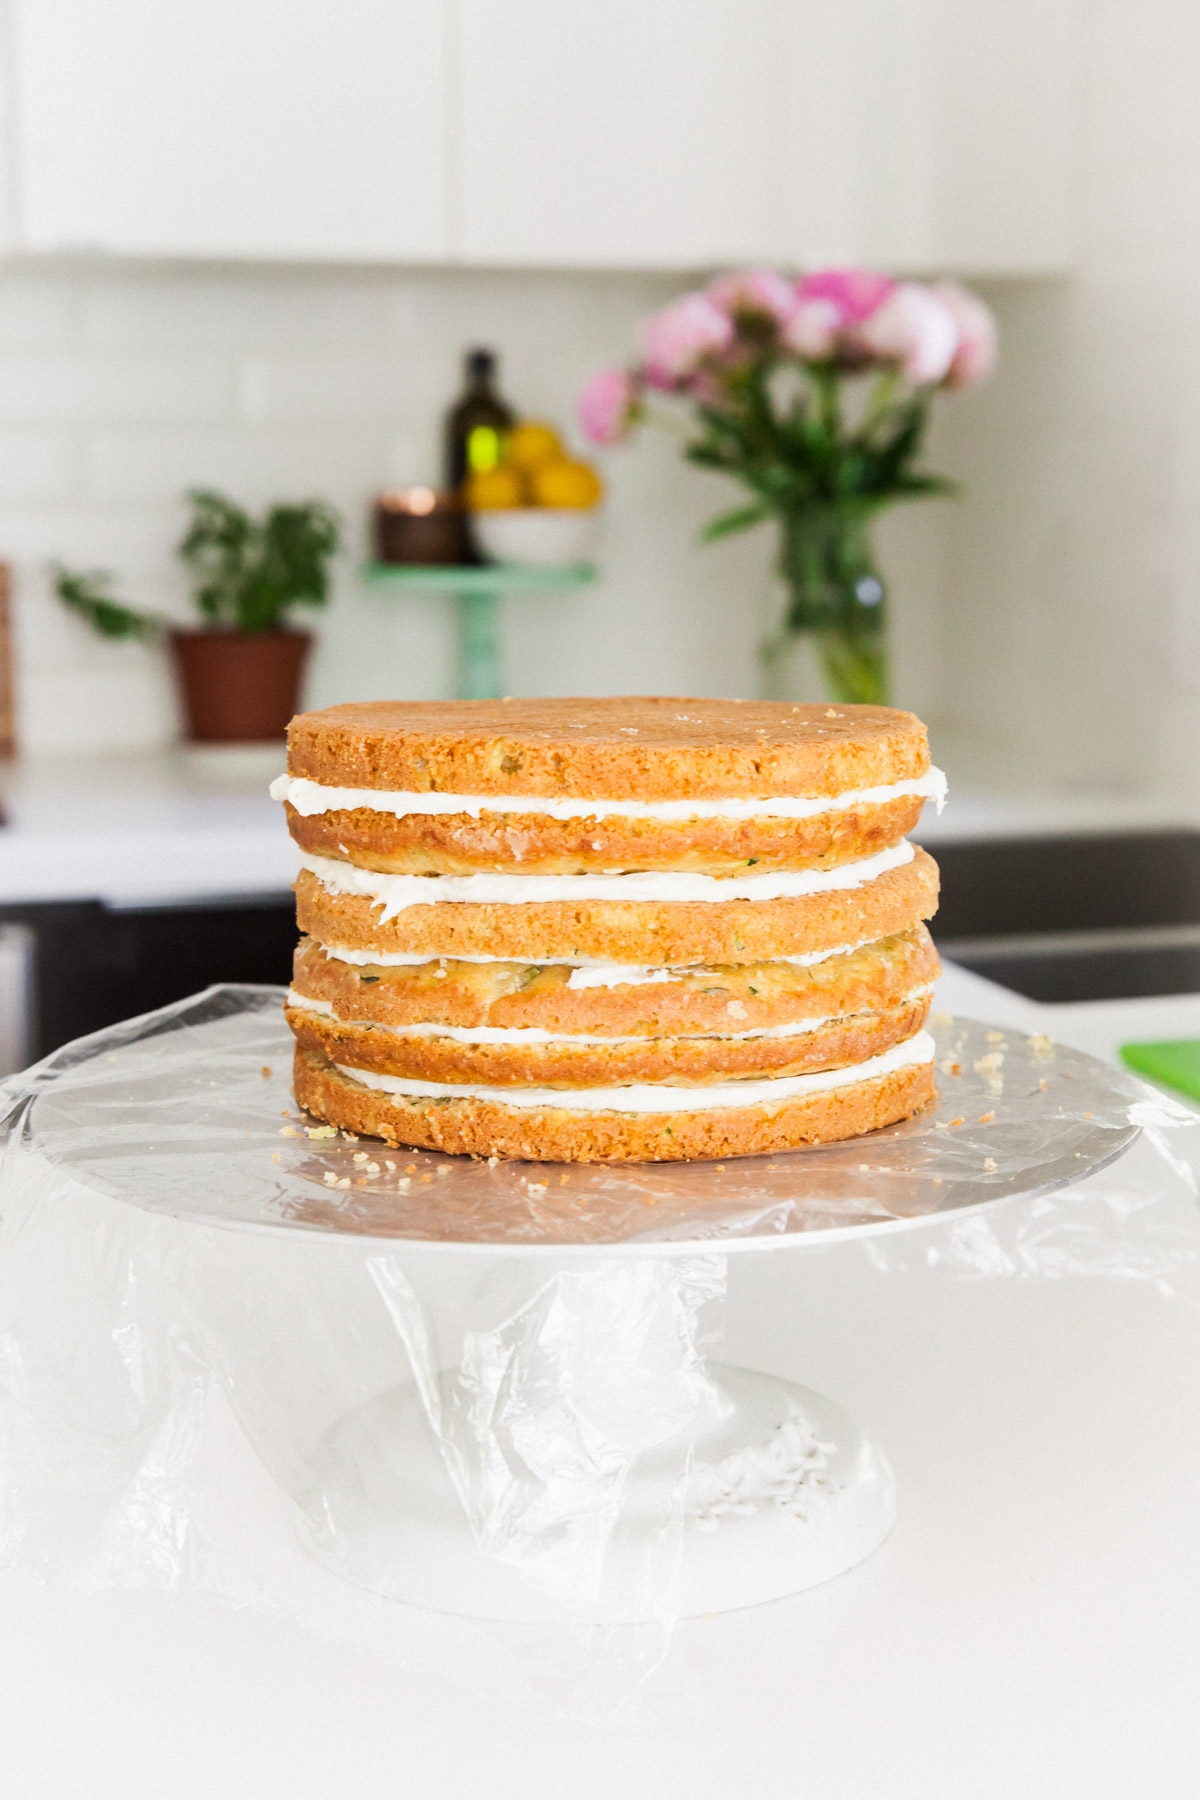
363, 562, 598, 700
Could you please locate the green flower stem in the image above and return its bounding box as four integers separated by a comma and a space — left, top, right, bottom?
775, 506, 890, 706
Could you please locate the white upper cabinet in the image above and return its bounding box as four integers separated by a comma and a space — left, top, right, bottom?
456, 0, 782, 268
3, 0, 1072, 273
10, 0, 447, 260
457, 0, 1073, 274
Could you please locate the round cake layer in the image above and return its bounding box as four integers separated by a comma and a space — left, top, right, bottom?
286, 697, 930, 803
293, 848, 939, 965
290, 926, 940, 1034
292, 1042, 937, 1162
282, 791, 924, 876
285, 991, 931, 1086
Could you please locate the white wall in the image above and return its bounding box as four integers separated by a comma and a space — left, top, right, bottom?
935, 0, 1200, 801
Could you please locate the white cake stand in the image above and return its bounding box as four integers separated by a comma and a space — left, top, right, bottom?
3, 985, 1145, 1624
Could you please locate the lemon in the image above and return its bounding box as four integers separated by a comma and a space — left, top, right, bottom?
531, 458, 603, 509
464, 465, 526, 510
507, 420, 564, 471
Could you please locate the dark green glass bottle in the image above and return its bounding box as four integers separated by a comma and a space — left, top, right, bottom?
444, 348, 515, 491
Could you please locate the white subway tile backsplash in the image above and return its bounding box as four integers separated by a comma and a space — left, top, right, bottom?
0, 431, 79, 501
0, 352, 234, 425
83, 427, 389, 505
237, 354, 440, 425
79, 272, 396, 348
0, 280, 78, 343
20, 661, 177, 752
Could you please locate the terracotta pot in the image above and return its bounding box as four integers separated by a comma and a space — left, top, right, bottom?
169, 629, 312, 743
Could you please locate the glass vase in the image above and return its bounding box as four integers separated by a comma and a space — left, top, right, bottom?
760, 507, 890, 706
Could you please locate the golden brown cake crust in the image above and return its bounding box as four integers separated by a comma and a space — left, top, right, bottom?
286, 697, 929, 802
292, 1042, 937, 1163
291, 925, 940, 1035
285, 993, 931, 1087
293, 847, 939, 965
283, 793, 924, 876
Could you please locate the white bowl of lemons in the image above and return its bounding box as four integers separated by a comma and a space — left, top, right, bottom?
466, 421, 602, 567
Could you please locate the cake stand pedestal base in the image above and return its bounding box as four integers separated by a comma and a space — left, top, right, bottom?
303, 1363, 895, 1623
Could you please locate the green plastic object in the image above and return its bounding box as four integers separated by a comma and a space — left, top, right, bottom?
1120, 1037, 1200, 1104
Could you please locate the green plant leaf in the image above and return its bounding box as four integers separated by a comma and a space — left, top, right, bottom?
53, 566, 162, 642
177, 489, 341, 633
700, 502, 772, 542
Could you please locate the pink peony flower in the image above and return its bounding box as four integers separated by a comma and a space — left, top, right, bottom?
856, 282, 959, 386
578, 366, 638, 445
795, 268, 895, 325
707, 267, 799, 328
781, 296, 843, 361
934, 281, 997, 387
640, 292, 735, 381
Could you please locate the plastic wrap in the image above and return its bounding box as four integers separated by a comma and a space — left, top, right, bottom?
0, 983, 1197, 1721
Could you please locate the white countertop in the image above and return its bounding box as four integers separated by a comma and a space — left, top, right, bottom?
3, 962, 1200, 1796
0, 746, 1195, 907
0, 745, 295, 905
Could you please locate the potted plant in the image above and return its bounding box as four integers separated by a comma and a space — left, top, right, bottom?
578, 268, 996, 705
55, 488, 341, 741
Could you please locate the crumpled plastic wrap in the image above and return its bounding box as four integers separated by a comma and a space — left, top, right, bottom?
0, 983, 1196, 1722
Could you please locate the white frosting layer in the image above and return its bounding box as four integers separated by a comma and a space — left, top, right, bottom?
331, 1029, 935, 1113
287, 987, 933, 1047
273, 768, 946, 822
299, 840, 914, 920
314, 938, 871, 975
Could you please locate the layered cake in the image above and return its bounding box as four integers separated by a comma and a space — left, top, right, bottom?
272, 697, 944, 1163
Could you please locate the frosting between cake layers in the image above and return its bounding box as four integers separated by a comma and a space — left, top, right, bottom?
287, 986, 933, 1046
272, 768, 947, 821
314, 939, 873, 974
331, 1028, 936, 1113
298, 840, 915, 918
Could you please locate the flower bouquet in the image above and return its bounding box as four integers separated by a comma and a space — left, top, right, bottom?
579, 268, 995, 705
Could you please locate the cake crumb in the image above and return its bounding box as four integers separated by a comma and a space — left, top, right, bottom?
559, 1173, 570, 1185
323, 1171, 338, 1186
352, 1152, 368, 1164
385, 1160, 396, 1170
977, 1111, 995, 1124
985, 1031, 1006, 1044
279, 1125, 297, 1137
366, 1161, 380, 1174
1027, 1033, 1055, 1059
306, 1125, 337, 1139
271, 1151, 281, 1163
983, 1157, 998, 1172
261, 1065, 273, 1078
